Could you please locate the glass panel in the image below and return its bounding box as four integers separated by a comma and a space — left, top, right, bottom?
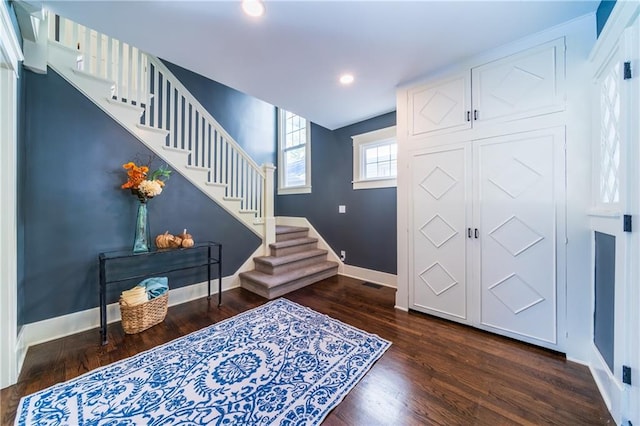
600, 61, 621, 204
378, 144, 390, 161
378, 162, 391, 177
365, 146, 377, 163
362, 141, 398, 180
285, 147, 306, 187
366, 164, 377, 178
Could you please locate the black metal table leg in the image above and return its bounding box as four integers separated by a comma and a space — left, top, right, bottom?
99, 254, 107, 345
218, 244, 222, 306
207, 244, 211, 300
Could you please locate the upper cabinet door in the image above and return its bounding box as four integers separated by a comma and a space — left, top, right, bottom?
472, 38, 566, 125
408, 72, 471, 137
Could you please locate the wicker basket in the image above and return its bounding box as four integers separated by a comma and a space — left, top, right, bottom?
119, 293, 168, 334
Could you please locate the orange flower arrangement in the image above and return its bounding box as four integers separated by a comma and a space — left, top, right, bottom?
121, 160, 171, 202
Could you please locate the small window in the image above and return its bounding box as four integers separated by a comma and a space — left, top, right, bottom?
352, 126, 397, 190
278, 109, 311, 194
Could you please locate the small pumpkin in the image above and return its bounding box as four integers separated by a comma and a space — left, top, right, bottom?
169, 235, 183, 248
178, 228, 194, 248
155, 231, 175, 249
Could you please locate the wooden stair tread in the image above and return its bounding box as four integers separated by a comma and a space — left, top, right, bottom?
276, 225, 309, 234
240, 261, 338, 289
269, 237, 317, 249
254, 249, 328, 267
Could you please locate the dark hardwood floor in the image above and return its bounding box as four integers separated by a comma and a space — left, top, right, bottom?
1, 275, 613, 425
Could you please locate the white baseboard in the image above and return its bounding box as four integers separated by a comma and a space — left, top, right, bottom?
588, 343, 622, 423
15, 326, 26, 382
21, 276, 238, 350
341, 264, 397, 288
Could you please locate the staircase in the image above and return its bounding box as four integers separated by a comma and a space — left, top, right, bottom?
44, 14, 273, 238
240, 226, 339, 299
41, 13, 338, 298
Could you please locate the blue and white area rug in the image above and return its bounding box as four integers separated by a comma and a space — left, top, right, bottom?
16, 298, 391, 425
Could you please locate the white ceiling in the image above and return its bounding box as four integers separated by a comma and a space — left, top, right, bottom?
41, 0, 599, 130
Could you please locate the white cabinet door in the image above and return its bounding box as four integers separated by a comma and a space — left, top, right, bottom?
411, 145, 470, 320
408, 73, 471, 137
472, 38, 565, 125
475, 128, 565, 345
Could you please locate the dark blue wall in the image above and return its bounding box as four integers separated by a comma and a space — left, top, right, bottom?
275, 112, 397, 275
18, 66, 270, 325
596, 1, 616, 37
162, 60, 277, 166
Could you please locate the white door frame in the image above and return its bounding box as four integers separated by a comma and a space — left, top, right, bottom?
588, 2, 640, 423
0, 1, 23, 389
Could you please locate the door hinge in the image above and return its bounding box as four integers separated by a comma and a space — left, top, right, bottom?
624, 61, 632, 80
624, 214, 632, 232
623, 365, 632, 385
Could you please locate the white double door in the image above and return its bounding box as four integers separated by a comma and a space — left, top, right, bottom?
410, 127, 565, 349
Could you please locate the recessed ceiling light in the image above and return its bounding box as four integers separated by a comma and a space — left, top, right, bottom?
242, 0, 265, 18
339, 73, 354, 85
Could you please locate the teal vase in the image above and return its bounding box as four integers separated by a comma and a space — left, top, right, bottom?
133, 201, 150, 253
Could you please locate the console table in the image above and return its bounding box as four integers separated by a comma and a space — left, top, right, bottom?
99, 242, 222, 345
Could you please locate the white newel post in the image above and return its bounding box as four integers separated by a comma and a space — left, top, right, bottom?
262, 163, 276, 255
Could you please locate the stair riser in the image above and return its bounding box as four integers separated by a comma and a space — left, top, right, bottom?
255, 254, 327, 275
270, 242, 317, 257
276, 230, 308, 242
240, 266, 338, 300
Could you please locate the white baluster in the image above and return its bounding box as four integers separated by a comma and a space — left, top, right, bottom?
176, 95, 184, 149
106, 37, 113, 82
167, 83, 174, 147
152, 65, 160, 128
83, 27, 90, 72
142, 55, 148, 108
206, 124, 212, 170
190, 104, 196, 154
222, 138, 227, 188
135, 48, 142, 106
127, 44, 134, 103
247, 168, 252, 211
197, 115, 203, 167
117, 42, 124, 101
215, 134, 221, 183
197, 110, 201, 158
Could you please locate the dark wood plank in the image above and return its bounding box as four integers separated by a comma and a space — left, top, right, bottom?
0, 275, 613, 425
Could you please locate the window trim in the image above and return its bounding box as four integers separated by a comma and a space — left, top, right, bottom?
352, 125, 397, 190
277, 109, 311, 195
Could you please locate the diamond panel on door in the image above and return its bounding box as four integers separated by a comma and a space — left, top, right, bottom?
409, 73, 470, 136
420, 215, 458, 248
472, 38, 564, 124
488, 157, 541, 198
420, 167, 457, 200
489, 216, 544, 257
477, 130, 560, 344
411, 145, 468, 320
419, 262, 458, 296
489, 273, 545, 314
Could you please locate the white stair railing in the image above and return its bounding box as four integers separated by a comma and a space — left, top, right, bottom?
49, 14, 267, 222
